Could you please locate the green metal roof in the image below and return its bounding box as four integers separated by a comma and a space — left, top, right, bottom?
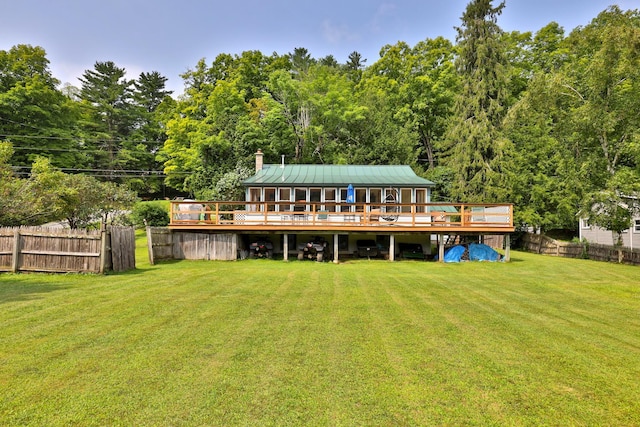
428, 205, 458, 213
243, 164, 435, 187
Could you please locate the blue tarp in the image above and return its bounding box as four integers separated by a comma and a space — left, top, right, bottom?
468, 243, 502, 261
443, 245, 466, 262
440, 243, 502, 262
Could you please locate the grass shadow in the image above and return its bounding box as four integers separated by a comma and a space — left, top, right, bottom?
0, 276, 70, 304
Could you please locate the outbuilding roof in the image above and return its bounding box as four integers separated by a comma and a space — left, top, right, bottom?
243, 164, 434, 187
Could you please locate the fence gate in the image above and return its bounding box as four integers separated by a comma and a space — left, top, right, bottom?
109, 226, 136, 272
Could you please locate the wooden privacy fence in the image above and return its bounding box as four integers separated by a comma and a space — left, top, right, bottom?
0, 226, 136, 274
146, 227, 237, 264
521, 233, 640, 265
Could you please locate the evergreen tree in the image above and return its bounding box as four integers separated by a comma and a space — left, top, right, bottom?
78, 61, 135, 172
127, 71, 172, 194
443, 0, 510, 203
133, 71, 171, 113
345, 51, 366, 82
290, 47, 314, 76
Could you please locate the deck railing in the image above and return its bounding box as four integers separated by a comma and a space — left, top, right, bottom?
169, 201, 513, 230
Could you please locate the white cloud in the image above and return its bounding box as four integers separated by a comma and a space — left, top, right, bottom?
49, 61, 87, 88
322, 20, 360, 44
371, 2, 398, 33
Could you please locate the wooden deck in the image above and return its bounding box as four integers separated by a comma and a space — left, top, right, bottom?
169, 201, 515, 234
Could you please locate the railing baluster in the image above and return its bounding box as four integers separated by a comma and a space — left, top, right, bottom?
168, 201, 514, 231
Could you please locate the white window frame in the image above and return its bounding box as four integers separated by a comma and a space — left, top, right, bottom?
400, 188, 412, 213
339, 188, 352, 212
323, 188, 336, 212
248, 188, 261, 212
264, 187, 276, 212
294, 188, 308, 211
309, 187, 322, 214
415, 189, 427, 213
369, 188, 382, 204
279, 188, 292, 212
355, 188, 367, 212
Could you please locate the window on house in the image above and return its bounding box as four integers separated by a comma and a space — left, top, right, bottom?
265, 188, 276, 211
279, 188, 291, 211
415, 189, 427, 213
401, 188, 412, 213
635, 219, 640, 233
370, 188, 381, 206
294, 188, 307, 211
248, 188, 261, 212
324, 188, 336, 212
581, 218, 591, 229
309, 188, 321, 211
340, 188, 351, 212
355, 188, 367, 212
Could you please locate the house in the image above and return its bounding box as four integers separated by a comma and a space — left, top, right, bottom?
166, 150, 514, 262
579, 195, 640, 250
579, 216, 640, 250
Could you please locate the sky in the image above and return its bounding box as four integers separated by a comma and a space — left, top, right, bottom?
2, 0, 638, 95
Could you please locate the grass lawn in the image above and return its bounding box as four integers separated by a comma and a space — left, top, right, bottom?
1, 234, 639, 426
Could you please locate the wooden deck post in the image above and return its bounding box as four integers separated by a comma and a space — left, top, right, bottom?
283, 233, 289, 261
389, 234, 395, 261
505, 234, 511, 262
438, 233, 445, 263
333, 234, 339, 263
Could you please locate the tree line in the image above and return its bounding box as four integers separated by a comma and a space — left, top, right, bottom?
1, 1, 639, 236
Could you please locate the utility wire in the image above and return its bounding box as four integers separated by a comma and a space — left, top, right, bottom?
12, 171, 170, 178
11, 166, 171, 173
12, 166, 191, 176
8, 146, 163, 156
0, 116, 44, 131
1, 134, 166, 145
0, 117, 166, 144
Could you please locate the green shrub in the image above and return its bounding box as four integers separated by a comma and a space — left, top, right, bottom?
130, 202, 169, 227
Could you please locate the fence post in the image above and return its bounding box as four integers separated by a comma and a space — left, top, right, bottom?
146, 226, 155, 265
11, 228, 20, 273
538, 235, 543, 254
99, 226, 108, 274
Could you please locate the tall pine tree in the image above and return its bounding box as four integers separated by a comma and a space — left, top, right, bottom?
78, 61, 135, 172
443, 0, 510, 203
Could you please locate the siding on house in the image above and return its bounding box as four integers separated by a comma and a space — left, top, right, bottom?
580, 217, 640, 250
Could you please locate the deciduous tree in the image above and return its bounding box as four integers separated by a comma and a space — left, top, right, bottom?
0, 45, 79, 168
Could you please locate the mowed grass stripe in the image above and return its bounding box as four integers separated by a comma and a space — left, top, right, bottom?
1, 250, 639, 425
354, 260, 640, 424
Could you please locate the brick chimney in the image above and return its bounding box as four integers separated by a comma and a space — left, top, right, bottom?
255, 149, 264, 172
